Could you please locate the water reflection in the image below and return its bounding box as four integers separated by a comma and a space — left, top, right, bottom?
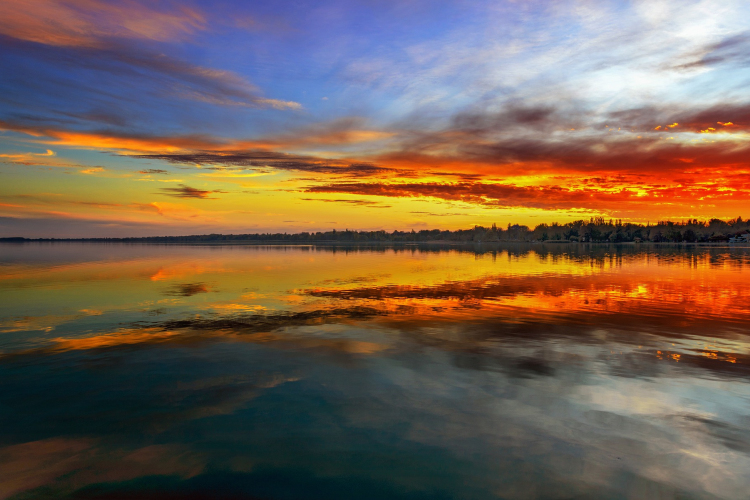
0, 243, 748, 499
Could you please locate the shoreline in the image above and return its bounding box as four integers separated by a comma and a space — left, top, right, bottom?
1, 239, 747, 248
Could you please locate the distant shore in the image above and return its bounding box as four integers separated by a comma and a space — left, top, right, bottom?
1, 217, 749, 245
1, 238, 747, 248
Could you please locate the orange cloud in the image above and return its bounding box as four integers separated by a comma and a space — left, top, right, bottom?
80, 167, 105, 174
0, 149, 69, 166
0, 0, 205, 48
2, 98, 749, 222
0, 117, 397, 154
0, 120, 260, 152
304, 176, 750, 216
268, 118, 397, 148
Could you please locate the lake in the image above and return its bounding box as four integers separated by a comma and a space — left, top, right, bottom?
0, 243, 748, 500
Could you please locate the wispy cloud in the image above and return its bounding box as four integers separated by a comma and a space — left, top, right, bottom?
299, 198, 391, 208
80, 167, 105, 174
668, 32, 750, 72
0, 148, 106, 171
0, 149, 56, 164
136, 150, 399, 177
1, 39, 302, 111
159, 185, 216, 199
0, 0, 300, 124
0, 0, 206, 48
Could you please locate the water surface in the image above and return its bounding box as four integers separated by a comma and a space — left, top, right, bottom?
1, 243, 749, 499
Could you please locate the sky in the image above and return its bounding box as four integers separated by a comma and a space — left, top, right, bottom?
1, 0, 749, 237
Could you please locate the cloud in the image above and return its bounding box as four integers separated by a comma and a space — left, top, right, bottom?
136, 150, 399, 177
606, 103, 750, 134
266, 117, 396, 147
304, 178, 750, 213
0, 38, 301, 110
80, 166, 105, 174
669, 33, 750, 71
375, 101, 750, 177
0, 120, 389, 156
449, 104, 567, 134
138, 169, 169, 175
409, 211, 469, 217
299, 198, 392, 208
0, 119, 234, 152
0, 149, 55, 161
0, 114, 400, 157
0, 0, 206, 48
6, 97, 747, 219
159, 185, 215, 199
0, 148, 109, 170
0, 149, 57, 165
304, 182, 615, 210
254, 98, 303, 111
0, 1, 300, 119
3, 95, 749, 221
12, 97, 742, 181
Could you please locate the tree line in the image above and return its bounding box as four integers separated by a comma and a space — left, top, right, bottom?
2, 217, 749, 243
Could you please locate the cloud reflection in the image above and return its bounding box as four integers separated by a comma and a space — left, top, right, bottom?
1, 244, 749, 499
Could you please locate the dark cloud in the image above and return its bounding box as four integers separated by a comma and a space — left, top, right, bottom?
136, 150, 399, 177
299, 198, 391, 207
105, 100, 744, 182
305, 178, 749, 211
138, 169, 169, 175
409, 211, 468, 217
449, 104, 569, 134
159, 185, 215, 199
426, 171, 484, 181
606, 103, 750, 133
366, 101, 750, 179
669, 33, 750, 71
305, 182, 617, 210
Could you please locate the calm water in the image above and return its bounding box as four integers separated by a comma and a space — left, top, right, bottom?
0, 243, 749, 500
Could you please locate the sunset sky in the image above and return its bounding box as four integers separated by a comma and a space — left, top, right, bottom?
1, 0, 749, 237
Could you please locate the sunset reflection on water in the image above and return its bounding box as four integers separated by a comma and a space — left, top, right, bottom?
0, 243, 748, 499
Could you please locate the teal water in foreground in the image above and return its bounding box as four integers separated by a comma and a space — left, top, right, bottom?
0, 243, 749, 499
